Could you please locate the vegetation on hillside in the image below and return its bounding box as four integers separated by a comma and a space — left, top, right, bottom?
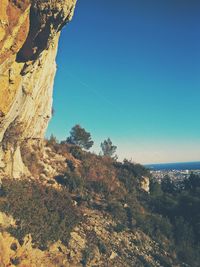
0, 125, 199, 266
0, 179, 80, 250
48, 130, 200, 267
149, 174, 200, 266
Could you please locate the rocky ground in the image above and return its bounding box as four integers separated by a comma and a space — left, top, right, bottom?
0, 143, 182, 267
0, 142, 186, 267
0, 201, 180, 267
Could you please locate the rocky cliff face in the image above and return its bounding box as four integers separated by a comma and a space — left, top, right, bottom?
0, 0, 77, 178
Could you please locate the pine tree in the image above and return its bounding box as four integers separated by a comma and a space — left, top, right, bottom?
101, 138, 117, 159
67, 124, 94, 150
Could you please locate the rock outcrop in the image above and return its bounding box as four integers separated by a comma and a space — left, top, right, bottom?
140, 176, 150, 193
0, 0, 77, 178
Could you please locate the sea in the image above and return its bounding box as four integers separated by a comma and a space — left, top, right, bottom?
145, 161, 200, 171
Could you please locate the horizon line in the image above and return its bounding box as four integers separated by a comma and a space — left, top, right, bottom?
144, 160, 200, 165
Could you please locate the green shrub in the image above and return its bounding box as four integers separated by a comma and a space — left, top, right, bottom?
137, 214, 173, 244
107, 200, 127, 225
114, 160, 149, 193
55, 173, 84, 193
66, 159, 75, 172
176, 244, 200, 267
10, 257, 20, 266
46, 134, 58, 149
68, 145, 85, 160
21, 144, 44, 178
137, 255, 154, 267
150, 178, 163, 197
0, 179, 80, 248
97, 238, 107, 254
114, 223, 126, 233
153, 254, 172, 267
86, 180, 109, 195
81, 246, 95, 266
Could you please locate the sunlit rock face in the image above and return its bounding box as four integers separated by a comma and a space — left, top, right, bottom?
140, 176, 150, 193
0, 0, 77, 177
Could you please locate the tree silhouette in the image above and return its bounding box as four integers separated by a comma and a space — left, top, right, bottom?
101, 138, 117, 159
67, 124, 94, 150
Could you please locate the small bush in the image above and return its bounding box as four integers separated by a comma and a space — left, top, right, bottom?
68, 145, 85, 160
114, 160, 148, 193
10, 257, 20, 266
107, 200, 127, 225
66, 159, 75, 172
97, 238, 107, 254
10, 243, 18, 251
86, 180, 109, 195
137, 255, 154, 267
55, 173, 84, 193
153, 254, 172, 267
136, 214, 173, 244
81, 246, 95, 266
114, 223, 126, 233
21, 143, 43, 178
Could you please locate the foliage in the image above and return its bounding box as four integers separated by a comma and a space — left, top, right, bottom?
149, 173, 200, 267
149, 177, 163, 196
66, 159, 76, 172
97, 238, 107, 254
55, 173, 84, 193
68, 145, 85, 160
46, 134, 58, 147
114, 159, 149, 193
184, 172, 200, 191
0, 179, 80, 249
86, 180, 109, 196
21, 143, 44, 178
107, 200, 127, 226
66, 124, 94, 150
161, 175, 175, 194
81, 245, 95, 266
2, 121, 24, 149
10, 257, 20, 266
139, 214, 173, 242
153, 254, 172, 267
100, 138, 117, 159
79, 153, 118, 193
114, 223, 127, 233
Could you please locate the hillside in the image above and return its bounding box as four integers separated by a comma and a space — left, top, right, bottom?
0, 140, 199, 266
0, 142, 179, 266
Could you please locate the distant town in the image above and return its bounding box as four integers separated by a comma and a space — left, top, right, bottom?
150, 169, 200, 183
145, 161, 200, 183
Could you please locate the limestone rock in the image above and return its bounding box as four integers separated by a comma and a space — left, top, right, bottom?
110, 251, 118, 260
0, 0, 77, 178
140, 176, 150, 193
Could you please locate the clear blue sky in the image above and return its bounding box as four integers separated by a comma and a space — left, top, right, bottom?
47, 0, 200, 164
